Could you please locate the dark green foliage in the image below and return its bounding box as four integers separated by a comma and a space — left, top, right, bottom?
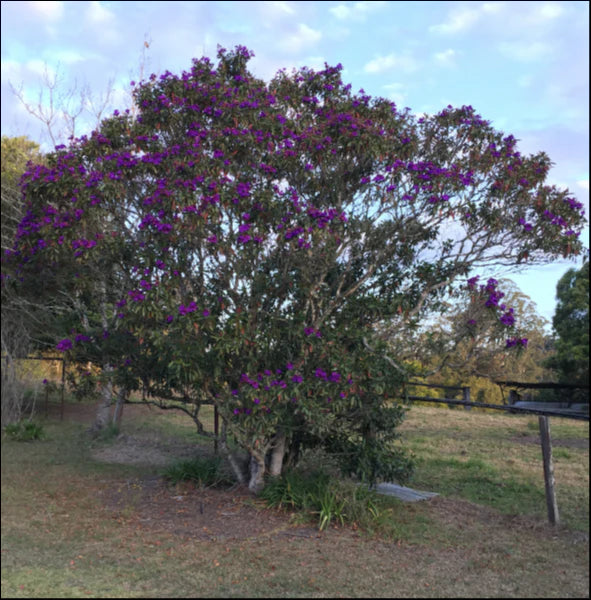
3, 420, 45, 441
163, 456, 230, 487
545, 261, 589, 385
260, 468, 386, 531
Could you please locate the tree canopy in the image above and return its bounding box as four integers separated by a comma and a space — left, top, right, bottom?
2, 46, 587, 491
545, 261, 589, 386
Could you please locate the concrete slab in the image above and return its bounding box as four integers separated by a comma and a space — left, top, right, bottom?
373, 483, 439, 502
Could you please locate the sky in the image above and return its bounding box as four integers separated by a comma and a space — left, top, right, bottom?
1, 0, 589, 328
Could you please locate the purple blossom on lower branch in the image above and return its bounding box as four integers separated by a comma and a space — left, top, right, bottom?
56, 339, 72, 352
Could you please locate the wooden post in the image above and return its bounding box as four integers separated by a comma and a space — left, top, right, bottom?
538, 416, 559, 525
60, 358, 66, 421
214, 405, 219, 455
462, 387, 471, 411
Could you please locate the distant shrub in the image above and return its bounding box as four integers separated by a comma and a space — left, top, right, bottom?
3, 420, 45, 441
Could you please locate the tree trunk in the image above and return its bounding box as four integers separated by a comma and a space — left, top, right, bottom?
90, 365, 113, 434
112, 387, 127, 427
219, 420, 247, 485
90, 279, 112, 434
268, 430, 287, 477
248, 450, 266, 494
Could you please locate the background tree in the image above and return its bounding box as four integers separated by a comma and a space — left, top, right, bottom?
407, 279, 555, 403
1, 135, 41, 253
3, 46, 587, 492
545, 261, 589, 388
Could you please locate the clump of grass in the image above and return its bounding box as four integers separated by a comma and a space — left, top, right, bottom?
163, 456, 230, 488
260, 469, 389, 532
3, 420, 45, 441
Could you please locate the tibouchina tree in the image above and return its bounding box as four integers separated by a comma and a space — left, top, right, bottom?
3, 46, 586, 492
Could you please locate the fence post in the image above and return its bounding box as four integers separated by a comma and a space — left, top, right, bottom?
538, 416, 559, 525
60, 358, 66, 421
214, 405, 219, 455
462, 387, 471, 411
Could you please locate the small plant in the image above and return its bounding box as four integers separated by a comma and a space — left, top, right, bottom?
260, 469, 330, 511
316, 488, 347, 531
163, 456, 229, 487
261, 469, 387, 532
96, 422, 120, 441
3, 420, 45, 441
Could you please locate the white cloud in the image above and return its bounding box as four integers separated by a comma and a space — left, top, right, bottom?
364, 52, 419, 74
263, 1, 295, 15
25, 59, 55, 79
382, 83, 407, 107
482, 2, 506, 14
1, 59, 21, 83
429, 8, 480, 34
279, 23, 322, 53
330, 5, 351, 19
26, 1, 64, 21
577, 179, 589, 191
51, 49, 88, 65
433, 48, 457, 68
86, 1, 115, 24
330, 1, 386, 21
539, 2, 565, 20
498, 41, 553, 62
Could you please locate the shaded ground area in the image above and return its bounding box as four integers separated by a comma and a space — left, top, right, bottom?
97, 476, 319, 542
58, 398, 585, 552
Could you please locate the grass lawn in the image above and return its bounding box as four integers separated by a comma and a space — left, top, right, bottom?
1, 400, 588, 598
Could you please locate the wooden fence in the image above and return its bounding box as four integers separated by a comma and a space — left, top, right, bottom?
402, 380, 589, 525
2, 355, 67, 421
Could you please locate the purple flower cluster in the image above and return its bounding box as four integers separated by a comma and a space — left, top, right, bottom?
56, 332, 91, 352
304, 326, 322, 338
56, 338, 73, 352
506, 337, 528, 348
466, 276, 525, 343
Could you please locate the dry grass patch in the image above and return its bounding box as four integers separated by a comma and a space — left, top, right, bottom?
2, 401, 589, 598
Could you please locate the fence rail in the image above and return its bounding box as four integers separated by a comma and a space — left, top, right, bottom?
403, 379, 589, 526
403, 395, 589, 421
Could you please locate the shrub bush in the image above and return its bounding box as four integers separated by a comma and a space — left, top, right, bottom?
163, 456, 230, 488
3, 420, 45, 441
260, 469, 386, 531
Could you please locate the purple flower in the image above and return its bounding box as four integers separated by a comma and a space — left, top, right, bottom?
315, 368, 327, 379
207, 235, 218, 244
291, 374, 303, 383
202, 309, 210, 317
56, 338, 72, 352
